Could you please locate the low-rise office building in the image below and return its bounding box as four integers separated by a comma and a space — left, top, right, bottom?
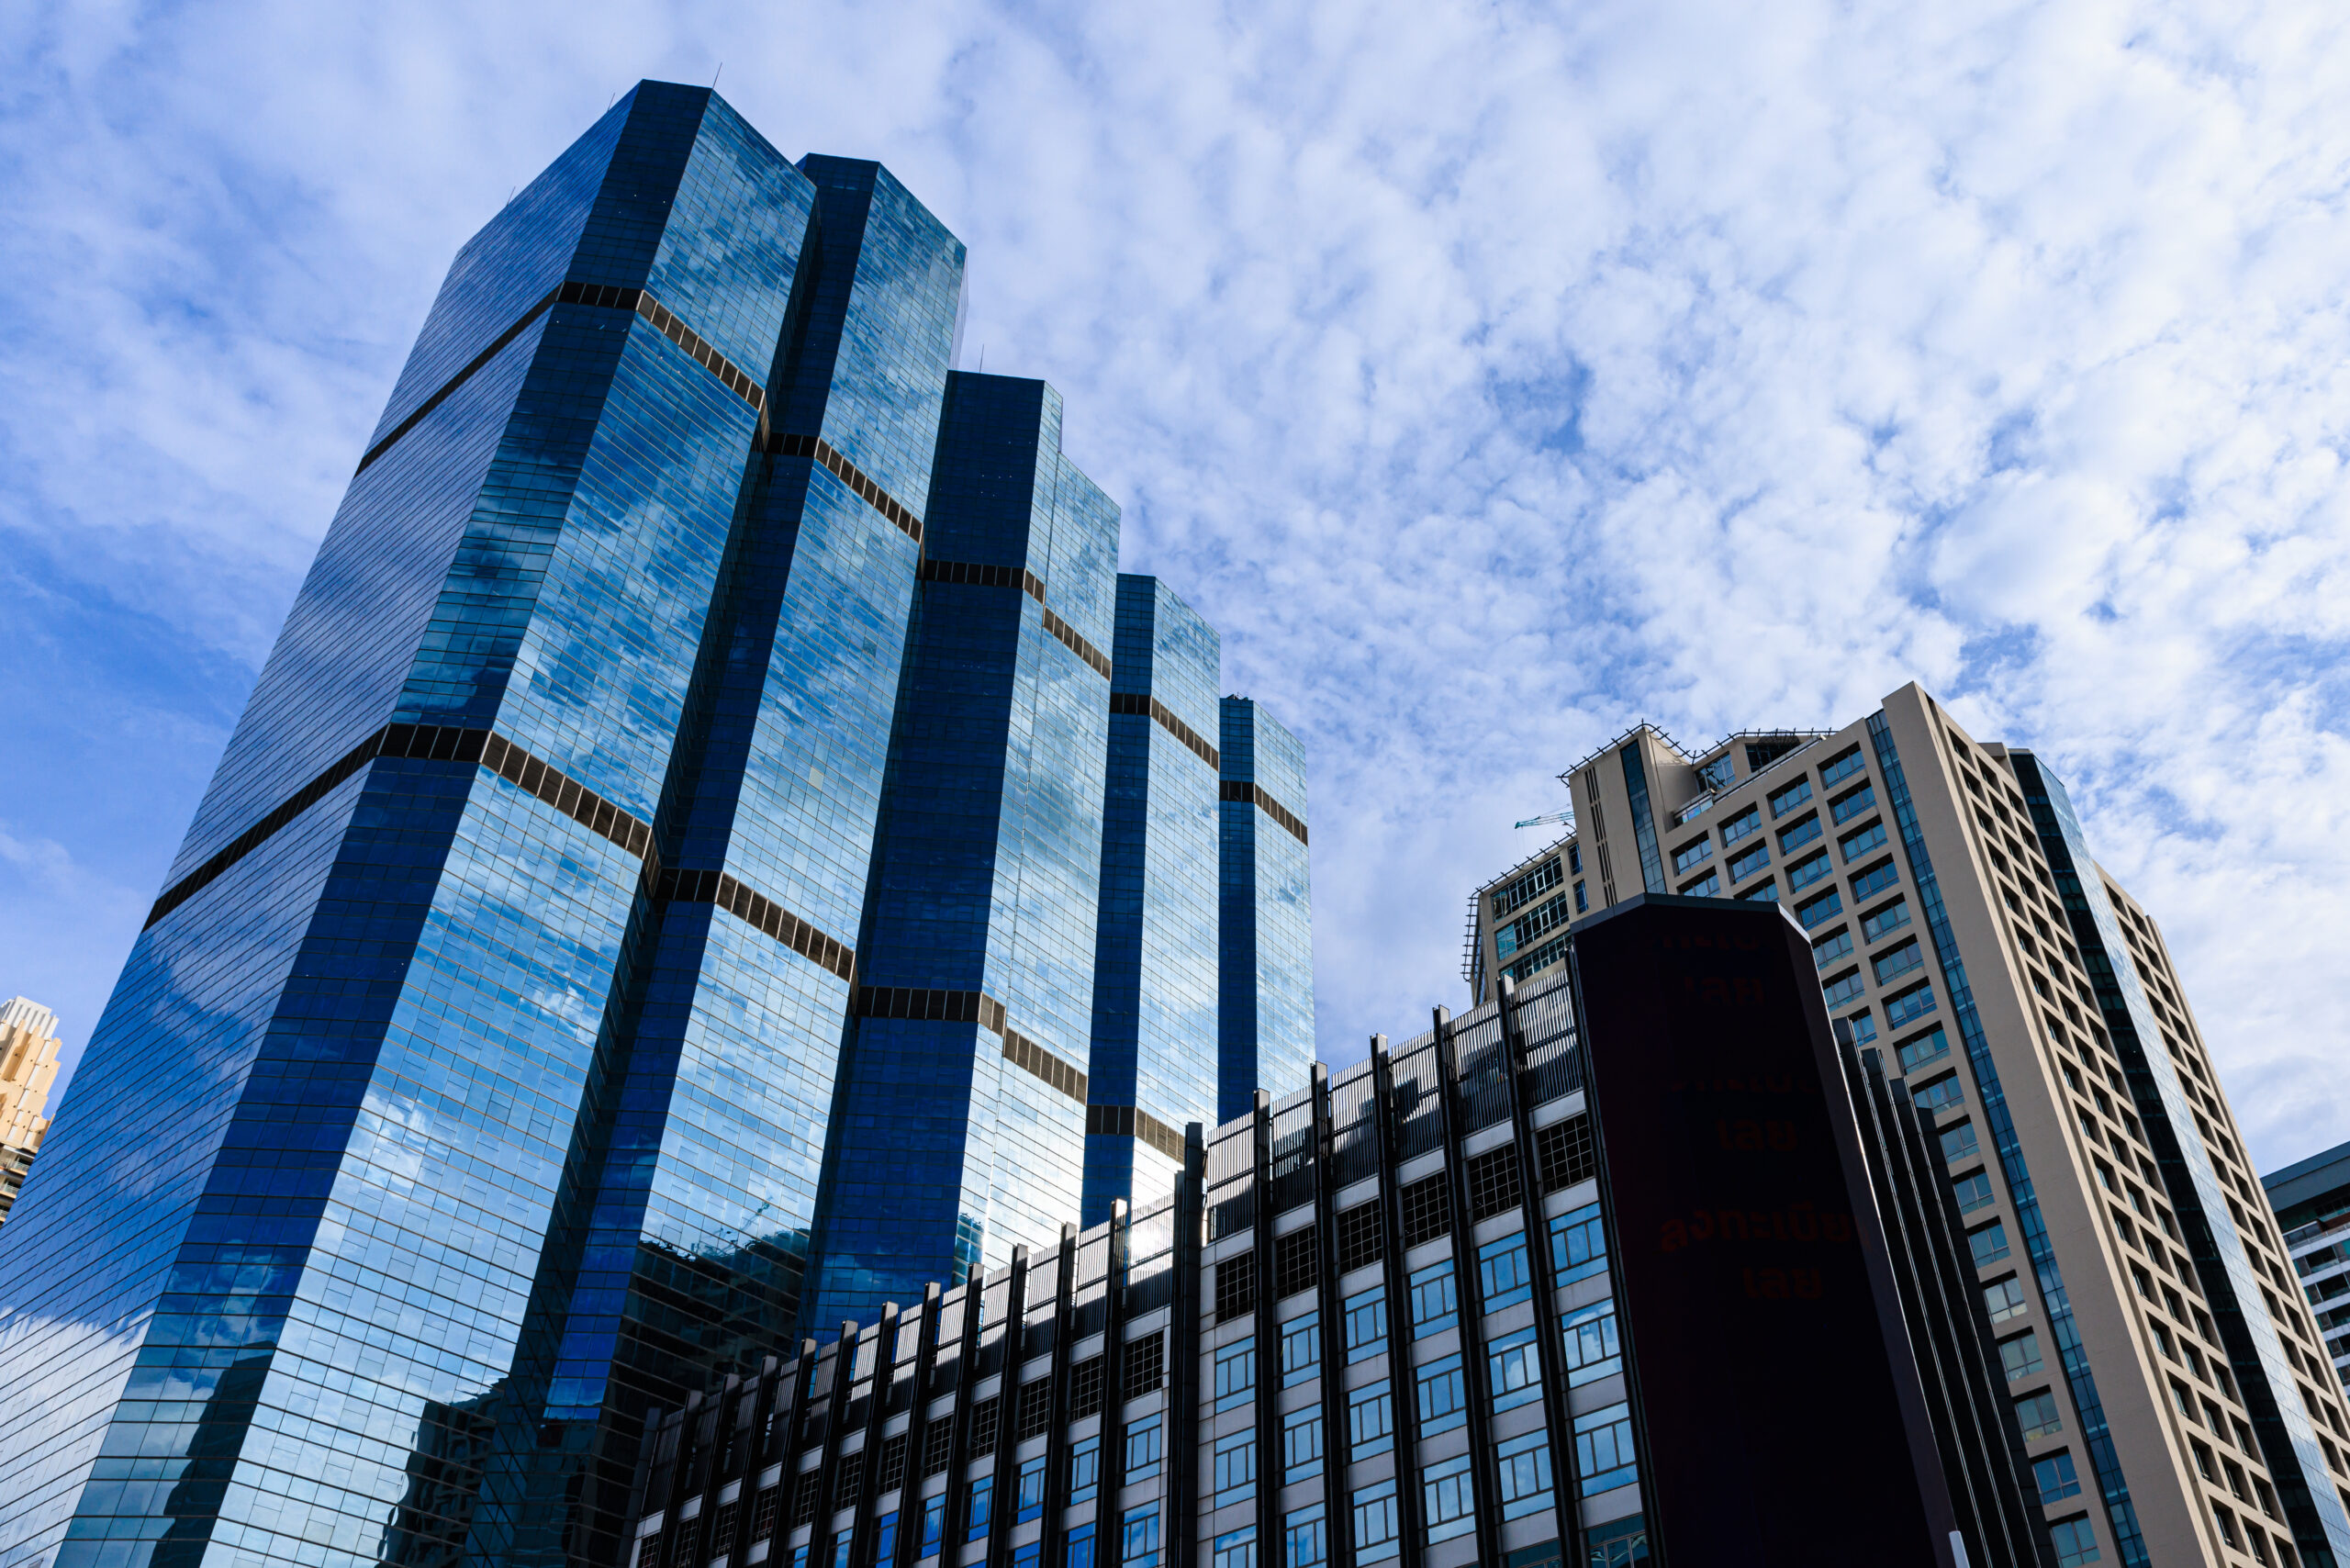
623, 898, 2055, 1568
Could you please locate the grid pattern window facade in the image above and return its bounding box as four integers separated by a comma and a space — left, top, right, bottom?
1277, 1224, 1321, 1299
1017, 1380, 1056, 1442
1337, 1202, 1385, 1273
1539, 1114, 1598, 1192
968, 1394, 1001, 1455
1123, 1331, 1165, 1397
1467, 1146, 1524, 1221
1216, 1254, 1259, 1322
1069, 1355, 1106, 1417
1400, 1175, 1452, 1247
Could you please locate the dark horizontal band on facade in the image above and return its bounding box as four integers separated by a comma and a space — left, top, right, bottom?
655, 868, 855, 982
1001, 1026, 1087, 1104
355, 290, 560, 475
150, 723, 852, 982
852, 985, 1089, 1103
913, 555, 1109, 678
1221, 778, 1309, 846
1041, 605, 1112, 680
1109, 691, 1219, 771
1084, 1102, 1188, 1163
147, 721, 644, 929
767, 431, 923, 545
146, 728, 395, 927
601, 284, 767, 414
918, 557, 1046, 601
355, 281, 763, 478
477, 727, 654, 859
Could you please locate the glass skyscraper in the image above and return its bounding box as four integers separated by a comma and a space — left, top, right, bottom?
1216, 700, 1315, 1123
0, 83, 1313, 1568
803, 373, 1118, 1332
1081, 577, 1224, 1227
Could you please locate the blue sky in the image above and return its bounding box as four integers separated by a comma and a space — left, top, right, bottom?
6, 0, 2350, 1174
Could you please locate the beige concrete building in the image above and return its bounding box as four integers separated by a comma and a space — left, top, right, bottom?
1468, 683, 2350, 1566
0, 996, 60, 1224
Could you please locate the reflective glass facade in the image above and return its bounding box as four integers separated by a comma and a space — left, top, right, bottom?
0, 84, 1315, 1568
1215, 703, 1314, 1124
1083, 578, 1222, 1226
804, 374, 1118, 1331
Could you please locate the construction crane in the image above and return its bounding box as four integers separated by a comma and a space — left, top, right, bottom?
1515, 810, 1572, 831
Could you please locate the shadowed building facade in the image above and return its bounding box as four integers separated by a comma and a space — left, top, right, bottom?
618, 897, 2062, 1568
0, 84, 1313, 1568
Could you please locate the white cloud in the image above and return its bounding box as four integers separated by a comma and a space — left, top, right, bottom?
6, 0, 2350, 1170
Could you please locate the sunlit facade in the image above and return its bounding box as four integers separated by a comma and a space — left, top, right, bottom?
1471, 684, 2350, 1567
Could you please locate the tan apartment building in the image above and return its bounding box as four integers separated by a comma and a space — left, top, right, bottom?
0, 996, 60, 1224
1467, 683, 2350, 1567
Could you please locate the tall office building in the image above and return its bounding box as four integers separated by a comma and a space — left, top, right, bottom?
619, 895, 2064, 1568
1470, 682, 2350, 1566
806, 375, 1118, 1328
0, 999, 60, 1224
2263, 1146, 2350, 1392
1080, 577, 1224, 1228
1215, 700, 1314, 1124
0, 84, 1312, 1568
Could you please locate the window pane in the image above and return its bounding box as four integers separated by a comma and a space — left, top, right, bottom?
2016, 1390, 2064, 1440
1351, 1482, 1399, 1562
1122, 1506, 1160, 1568
1487, 1325, 1543, 1411
1561, 1300, 1622, 1385
1551, 1204, 1608, 1287
1342, 1288, 1386, 1362
1282, 1408, 1324, 1483
1214, 1431, 1258, 1506
1407, 1260, 1457, 1338
1281, 1313, 1320, 1386
1574, 1403, 1639, 1495
1348, 1385, 1393, 1459
1496, 1430, 1554, 1519
1281, 1506, 1326, 1568
1126, 1414, 1163, 1480
968, 1477, 993, 1541
2034, 1451, 2083, 1504
1214, 1341, 1257, 1411
1422, 1455, 1475, 1543
1416, 1354, 1467, 1434
1478, 1233, 1532, 1310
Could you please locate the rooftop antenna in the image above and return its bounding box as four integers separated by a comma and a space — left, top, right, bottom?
711, 61, 724, 90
